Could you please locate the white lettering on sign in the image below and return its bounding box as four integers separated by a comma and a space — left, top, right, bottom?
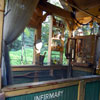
34, 91, 63, 100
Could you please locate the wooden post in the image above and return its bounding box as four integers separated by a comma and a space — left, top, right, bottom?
33, 30, 36, 65
0, 0, 5, 90
33, 8, 43, 65
60, 29, 65, 64
99, 91, 100, 100
50, 69, 53, 76
67, 31, 73, 77
34, 71, 38, 82
48, 16, 53, 65
60, 52, 63, 64
34, 24, 42, 65
77, 80, 86, 100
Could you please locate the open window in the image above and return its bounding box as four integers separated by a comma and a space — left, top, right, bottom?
0, 0, 100, 100
1, 0, 99, 87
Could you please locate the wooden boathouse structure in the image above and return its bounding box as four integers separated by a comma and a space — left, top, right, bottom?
0, 0, 100, 100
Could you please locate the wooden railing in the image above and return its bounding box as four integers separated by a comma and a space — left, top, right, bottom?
11, 65, 93, 72
11, 65, 94, 83
11, 65, 67, 71
11, 65, 94, 84
2, 75, 100, 100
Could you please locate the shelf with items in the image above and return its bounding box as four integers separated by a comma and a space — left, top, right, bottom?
53, 25, 65, 31
48, 16, 65, 65
51, 46, 63, 52
53, 17, 65, 30
51, 51, 62, 65
51, 37, 64, 52
52, 37, 60, 40
50, 17, 65, 65
66, 35, 98, 67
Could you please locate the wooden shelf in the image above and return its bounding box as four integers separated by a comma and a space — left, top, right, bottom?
48, 17, 65, 65
71, 62, 89, 67
51, 46, 63, 52
52, 37, 60, 40
53, 25, 65, 30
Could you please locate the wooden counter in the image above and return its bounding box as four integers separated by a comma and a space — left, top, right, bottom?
2, 75, 100, 98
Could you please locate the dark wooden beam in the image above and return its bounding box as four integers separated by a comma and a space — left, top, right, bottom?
38, 1, 72, 19
60, 0, 100, 24
61, 0, 100, 11
28, 8, 49, 28
68, 0, 100, 10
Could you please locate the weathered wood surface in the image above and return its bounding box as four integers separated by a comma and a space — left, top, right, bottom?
77, 80, 86, 100
11, 65, 67, 71
72, 66, 93, 73
11, 65, 93, 73
38, 1, 71, 19
48, 16, 53, 65
2, 75, 100, 97
0, 0, 4, 90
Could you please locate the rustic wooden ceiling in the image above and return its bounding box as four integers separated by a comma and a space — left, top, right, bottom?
28, 0, 100, 31
60, 0, 100, 23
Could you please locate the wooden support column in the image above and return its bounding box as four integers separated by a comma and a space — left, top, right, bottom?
33, 31, 36, 65
36, 24, 42, 40
32, 8, 43, 65
67, 32, 72, 78
0, 0, 4, 90
34, 23, 42, 65
34, 71, 38, 82
48, 16, 53, 65
97, 26, 100, 35
96, 26, 100, 72
60, 52, 63, 64
77, 80, 86, 100
60, 29, 65, 65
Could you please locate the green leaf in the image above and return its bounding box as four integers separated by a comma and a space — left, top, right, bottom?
24, 28, 30, 37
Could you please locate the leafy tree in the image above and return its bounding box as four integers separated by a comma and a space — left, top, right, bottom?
8, 39, 22, 51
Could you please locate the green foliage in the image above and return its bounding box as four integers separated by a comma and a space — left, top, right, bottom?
93, 22, 99, 34
9, 27, 35, 65
9, 0, 69, 65
82, 25, 90, 35
8, 39, 22, 51
9, 48, 67, 65
75, 22, 99, 36
24, 28, 30, 37
9, 48, 33, 65
8, 0, 99, 66
9, 28, 35, 51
